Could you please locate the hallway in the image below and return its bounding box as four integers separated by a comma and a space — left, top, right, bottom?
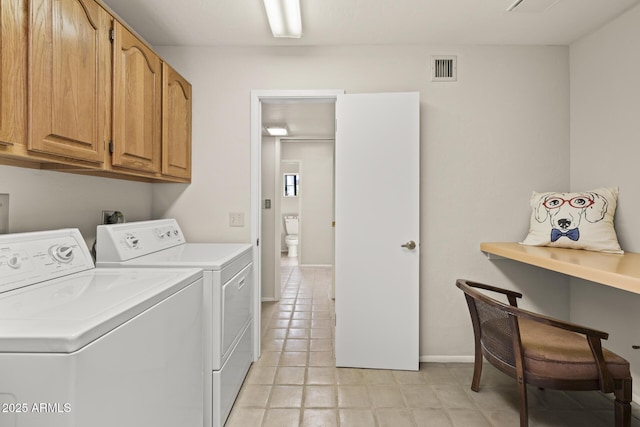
226, 260, 640, 426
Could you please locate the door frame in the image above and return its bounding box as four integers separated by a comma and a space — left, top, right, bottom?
250, 89, 344, 360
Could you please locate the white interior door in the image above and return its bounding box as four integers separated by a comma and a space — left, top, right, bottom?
335, 92, 420, 371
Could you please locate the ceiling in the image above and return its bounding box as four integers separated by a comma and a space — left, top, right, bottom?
100, 0, 638, 139
102, 0, 639, 47
261, 102, 336, 140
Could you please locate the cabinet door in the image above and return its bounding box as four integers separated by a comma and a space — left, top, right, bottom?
0, 0, 27, 149
29, 0, 108, 163
112, 22, 161, 173
162, 63, 192, 180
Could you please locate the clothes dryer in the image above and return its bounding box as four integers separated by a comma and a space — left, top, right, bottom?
0, 228, 203, 427
95, 219, 253, 427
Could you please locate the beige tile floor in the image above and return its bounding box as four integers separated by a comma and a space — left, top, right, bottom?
226, 257, 640, 426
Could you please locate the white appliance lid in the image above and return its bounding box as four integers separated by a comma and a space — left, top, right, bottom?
0, 268, 202, 353
99, 243, 252, 270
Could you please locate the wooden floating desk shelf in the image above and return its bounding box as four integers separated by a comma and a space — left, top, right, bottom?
480, 242, 640, 295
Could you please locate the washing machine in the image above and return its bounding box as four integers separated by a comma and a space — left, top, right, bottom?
95, 219, 253, 427
0, 228, 204, 427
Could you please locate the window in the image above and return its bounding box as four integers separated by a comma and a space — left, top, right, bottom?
284, 173, 299, 197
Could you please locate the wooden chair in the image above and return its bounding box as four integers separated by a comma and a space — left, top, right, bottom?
456, 279, 632, 427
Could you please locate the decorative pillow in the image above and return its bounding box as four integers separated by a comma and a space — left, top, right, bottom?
520, 187, 623, 254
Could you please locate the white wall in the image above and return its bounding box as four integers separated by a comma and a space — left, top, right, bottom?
569, 3, 640, 397
0, 165, 152, 244
153, 44, 571, 359
282, 140, 334, 266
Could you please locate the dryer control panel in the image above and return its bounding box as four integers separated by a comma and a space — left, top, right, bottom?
0, 229, 94, 294
96, 219, 186, 262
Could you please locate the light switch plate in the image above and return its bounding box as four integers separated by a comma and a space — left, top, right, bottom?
0, 194, 9, 234
229, 212, 244, 227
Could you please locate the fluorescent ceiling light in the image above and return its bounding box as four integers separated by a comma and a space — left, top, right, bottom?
263, 0, 302, 38
265, 125, 289, 136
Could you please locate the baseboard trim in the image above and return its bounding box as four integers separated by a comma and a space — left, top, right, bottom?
420, 355, 475, 363
261, 297, 277, 302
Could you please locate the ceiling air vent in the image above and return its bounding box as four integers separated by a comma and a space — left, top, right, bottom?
431, 55, 457, 82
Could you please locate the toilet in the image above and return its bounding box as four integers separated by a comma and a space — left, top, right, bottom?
284, 215, 299, 257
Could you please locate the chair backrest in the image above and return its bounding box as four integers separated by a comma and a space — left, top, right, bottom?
457, 280, 519, 369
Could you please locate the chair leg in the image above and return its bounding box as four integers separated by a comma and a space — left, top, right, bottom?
614, 378, 632, 427
517, 378, 529, 427
471, 344, 483, 392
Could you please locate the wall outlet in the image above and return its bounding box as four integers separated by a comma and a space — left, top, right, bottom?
0, 194, 9, 234
229, 212, 244, 227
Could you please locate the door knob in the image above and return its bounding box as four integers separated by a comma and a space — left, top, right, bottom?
401, 240, 416, 250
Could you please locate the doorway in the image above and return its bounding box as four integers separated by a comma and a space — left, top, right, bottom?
280, 160, 300, 262
252, 90, 421, 370
250, 89, 344, 361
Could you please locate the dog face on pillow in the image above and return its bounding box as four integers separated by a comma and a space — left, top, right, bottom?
520, 187, 623, 253
534, 192, 608, 242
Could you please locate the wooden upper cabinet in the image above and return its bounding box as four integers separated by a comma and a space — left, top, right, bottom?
111, 21, 161, 174
162, 63, 192, 180
0, 0, 27, 150
29, 0, 109, 163
1, 0, 191, 181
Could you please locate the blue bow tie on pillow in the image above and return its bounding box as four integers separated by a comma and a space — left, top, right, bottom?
550, 228, 580, 242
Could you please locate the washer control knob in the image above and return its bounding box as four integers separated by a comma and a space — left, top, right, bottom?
124, 234, 139, 249
51, 245, 74, 263
8, 254, 21, 269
